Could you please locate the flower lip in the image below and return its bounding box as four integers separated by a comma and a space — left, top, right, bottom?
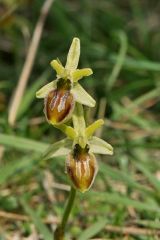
66, 144, 98, 192
44, 82, 75, 125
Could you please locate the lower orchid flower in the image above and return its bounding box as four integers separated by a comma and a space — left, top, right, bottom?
43, 103, 113, 192
66, 144, 98, 193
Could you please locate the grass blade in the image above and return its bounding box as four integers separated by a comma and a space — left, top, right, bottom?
87, 191, 160, 214
107, 31, 128, 90
21, 197, 53, 240
110, 56, 160, 71
78, 218, 107, 240
99, 162, 152, 193
0, 133, 48, 152
0, 155, 36, 185
17, 70, 50, 119
135, 162, 160, 192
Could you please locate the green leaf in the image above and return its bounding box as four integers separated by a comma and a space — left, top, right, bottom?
0, 133, 48, 152
134, 219, 160, 230
71, 83, 96, 107
112, 103, 157, 131
88, 191, 160, 213
99, 162, 151, 193
78, 218, 107, 240
18, 70, 50, 118
0, 134, 71, 160
0, 155, 36, 185
89, 136, 113, 155
107, 31, 128, 90
20, 197, 53, 240
135, 162, 160, 192
110, 55, 160, 71
36, 80, 57, 98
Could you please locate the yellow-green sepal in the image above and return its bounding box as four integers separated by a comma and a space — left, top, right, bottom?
36, 80, 57, 98
65, 38, 80, 71
89, 136, 113, 155
71, 83, 96, 107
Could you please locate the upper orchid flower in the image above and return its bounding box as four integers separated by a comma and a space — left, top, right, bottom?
36, 38, 95, 125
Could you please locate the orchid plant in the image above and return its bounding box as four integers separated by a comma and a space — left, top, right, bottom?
36, 38, 113, 239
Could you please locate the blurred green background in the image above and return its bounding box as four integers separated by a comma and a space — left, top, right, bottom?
0, 0, 160, 239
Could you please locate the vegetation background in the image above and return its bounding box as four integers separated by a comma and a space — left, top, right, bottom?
0, 0, 160, 239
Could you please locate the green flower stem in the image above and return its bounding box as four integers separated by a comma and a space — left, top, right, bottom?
54, 187, 76, 240
55, 103, 86, 239
72, 103, 87, 148
61, 186, 76, 230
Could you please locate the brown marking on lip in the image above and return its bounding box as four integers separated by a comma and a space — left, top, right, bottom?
44, 88, 74, 124
66, 145, 98, 192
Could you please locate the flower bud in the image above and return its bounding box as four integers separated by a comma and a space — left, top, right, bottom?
44, 79, 75, 125
66, 144, 98, 192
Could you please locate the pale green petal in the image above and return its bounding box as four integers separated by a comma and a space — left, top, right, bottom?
71, 68, 93, 82
65, 38, 80, 71
50, 60, 65, 77
43, 138, 72, 160
36, 80, 57, 98
89, 136, 113, 155
86, 119, 104, 138
71, 83, 96, 107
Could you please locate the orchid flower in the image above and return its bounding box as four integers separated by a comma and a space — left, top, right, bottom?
43, 103, 113, 192
36, 38, 95, 125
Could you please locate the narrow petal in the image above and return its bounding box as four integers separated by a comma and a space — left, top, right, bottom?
65, 38, 80, 70
86, 119, 104, 138
71, 68, 93, 82
55, 124, 77, 140
66, 144, 98, 192
89, 136, 113, 155
43, 138, 72, 160
71, 83, 96, 107
36, 80, 57, 98
50, 60, 65, 77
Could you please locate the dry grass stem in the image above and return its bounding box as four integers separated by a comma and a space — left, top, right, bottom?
0, 210, 59, 224
105, 225, 160, 236
8, 0, 54, 126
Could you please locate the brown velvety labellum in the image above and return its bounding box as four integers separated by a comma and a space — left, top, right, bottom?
66, 144, 98, 192
44, 88, 74, 124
